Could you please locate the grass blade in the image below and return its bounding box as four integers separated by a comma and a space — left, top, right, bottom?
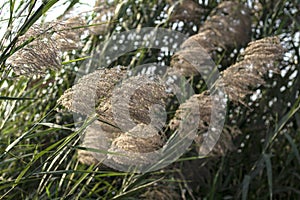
263, 153, 273, 200
242, 175, 251, 200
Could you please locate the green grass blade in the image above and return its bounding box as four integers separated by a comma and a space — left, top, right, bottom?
284, 132, 300, 165
0, 96, 34, 100
242, 175, 251, 200
263, 153, 273, 200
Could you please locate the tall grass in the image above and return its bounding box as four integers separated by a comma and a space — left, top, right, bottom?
0, 0, 299, 199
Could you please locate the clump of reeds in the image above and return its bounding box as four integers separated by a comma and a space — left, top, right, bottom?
57, 2, 283, 164
170, 36, 284, 156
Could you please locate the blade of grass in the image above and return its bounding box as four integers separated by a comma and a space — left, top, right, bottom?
284, 132, 300, 165
263, 153, 273, 200
209, 156, 225, 200
37, 122, 75, 131
66, 164, 94, 197
62, 56, 91, 65
0, 96, 34, 100
0, 105, 58, 159
37, 115, 98, 194
8, 0, 15, 28
239, 93, 300, 198
37, 137, 80, 194
112, 177, 164, 200
242, 175, 251, 200
10, 139, 64, 195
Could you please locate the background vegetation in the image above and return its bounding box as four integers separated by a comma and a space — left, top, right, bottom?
0, 0, 299, 199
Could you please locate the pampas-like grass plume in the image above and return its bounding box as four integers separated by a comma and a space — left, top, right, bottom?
216, 36, 284, 104
6, 17, 85, 76
108, 124, 165, 166
171, 1, 251, 76
58, 3, 283, 164
6, 26, 61, 76
109, 75, 168, 131
170, 91, 212, 132
52, 17, 86, 51
57, 66, 127, 116
11, 40, 60, 76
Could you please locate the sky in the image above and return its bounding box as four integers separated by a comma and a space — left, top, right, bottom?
0, 0, 96, 39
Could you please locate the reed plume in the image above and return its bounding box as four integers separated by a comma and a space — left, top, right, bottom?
171, 1, 252, 76
6, 17, 86, 76
108, 123, 165, 166
216, 36, 284, 104
78, 120, 120, 165
57, 66, 127, 116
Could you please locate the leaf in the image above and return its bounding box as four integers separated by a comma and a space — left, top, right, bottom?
263, 153, 273, 200
38, 122, 75, 131
242, 175, 251, 200
112, 177, 164, 200
0, 96, 34, 100
284, 133, 300, 165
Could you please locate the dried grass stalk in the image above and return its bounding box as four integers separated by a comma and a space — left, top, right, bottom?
216, 36, 284, 104
171, 1, 252, 76
6, 17, 86, 76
